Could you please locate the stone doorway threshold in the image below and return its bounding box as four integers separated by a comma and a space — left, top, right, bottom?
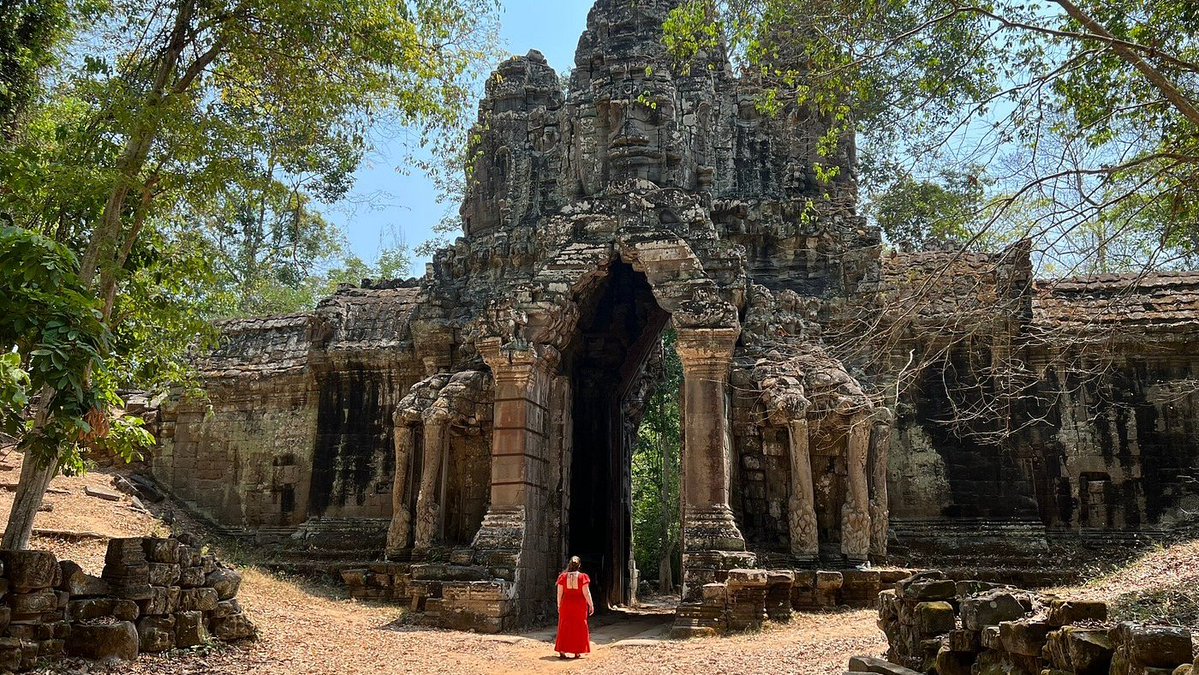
484, 606, 676, 649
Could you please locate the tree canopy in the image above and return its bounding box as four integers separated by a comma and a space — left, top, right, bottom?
0, 0, 498, 548
665, 0, 1199, 274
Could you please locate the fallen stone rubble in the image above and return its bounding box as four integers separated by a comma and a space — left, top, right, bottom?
0, 535, 253, 671
850, 570, 1196, 675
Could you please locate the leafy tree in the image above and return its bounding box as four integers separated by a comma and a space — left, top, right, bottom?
0, 227, 153, 483
631, 330, 683, 594
0, 0, 68, 139
0, 0, 497, 549
665, 0, 1199, 271
870, 171, 985, 252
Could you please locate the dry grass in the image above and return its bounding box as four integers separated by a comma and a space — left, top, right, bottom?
1066, 537, 1199, 628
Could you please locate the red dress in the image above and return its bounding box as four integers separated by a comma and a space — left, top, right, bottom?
555, 572, 591, 654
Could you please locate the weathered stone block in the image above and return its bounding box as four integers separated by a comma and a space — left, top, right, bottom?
1112, 623, 1193, 670
58, 560, 110, 597
9, 589, 58, 615
0, 551, 58, 592
1000, 619, 1054, 657
947, 629, 979, 653
105, 538, 147, 567
1067, 627, 1114, 675
179, 587, 219, 612
0, 638, 20, 673
209, 612, 255, 641
211, 599, 242, 618
143, 538, 181, 564
136, 614, 176, 653
174, 610, 209, 647
901, 579, 956, 602
1047, 598, 1107, 626
961, 591, 1027, 630
103, 563, 150, 586
179, 566, 206, 588
139, 585, 181, 615
914, 601, 955, 636
847, 654, 924, 675
205, 567, 242, 600
955, 580, 1003, 597
68, 598, 140, 622
147, 563, 181, 586
66, 621, 139, 662
935, 647, 974, 675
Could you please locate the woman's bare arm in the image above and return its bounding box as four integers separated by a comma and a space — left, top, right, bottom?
583, 584, 594, 615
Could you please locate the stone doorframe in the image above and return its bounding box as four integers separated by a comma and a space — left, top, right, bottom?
467, 227, 754, 623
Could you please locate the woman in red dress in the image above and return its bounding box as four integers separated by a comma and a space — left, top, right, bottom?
554, 555, 594, 659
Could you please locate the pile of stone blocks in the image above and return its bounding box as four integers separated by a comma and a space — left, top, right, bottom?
102, 536, 255, 653
670, 567, 916, 638
0, 537, 253, 672
869, 570, 1197, 675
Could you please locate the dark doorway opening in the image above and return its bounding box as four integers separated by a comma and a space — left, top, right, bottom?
566, 261, 669, 609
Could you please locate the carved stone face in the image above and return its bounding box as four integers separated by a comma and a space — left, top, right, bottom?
606, 98, 662, 181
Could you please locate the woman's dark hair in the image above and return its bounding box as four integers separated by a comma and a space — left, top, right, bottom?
566, 555, 581, 572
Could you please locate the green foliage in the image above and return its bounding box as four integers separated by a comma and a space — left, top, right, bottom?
0, 351, 32, 438
0, 0, 69, 138
631, 330, 683, 591
0, 226, 151, 470
871, 171, 985, 251
665, 0, 1199, 270
0, 0, 496, 490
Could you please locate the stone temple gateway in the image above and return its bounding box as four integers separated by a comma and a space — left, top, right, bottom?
150, 0, 1199, 633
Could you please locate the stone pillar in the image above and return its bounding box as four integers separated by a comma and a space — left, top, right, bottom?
868, 418, 890, 559
787, 419, 819, 561
841, 414, 872, 563
385, 423, 417, 556
414, 409, 450, 551
469, 337, 560, 627
676, 327, 746, 554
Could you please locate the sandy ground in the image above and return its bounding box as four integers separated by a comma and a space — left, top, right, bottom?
0, 450, 887, 674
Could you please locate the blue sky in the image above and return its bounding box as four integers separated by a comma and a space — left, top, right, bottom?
323, 1, 592, 277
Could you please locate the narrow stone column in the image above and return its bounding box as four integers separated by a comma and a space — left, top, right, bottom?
841, 414, 872, 563
786, 419, 819, 561
676, 327, 745, 553
867, 418, 890, 559
414, 409, 450, 551
385, 423, 417, 556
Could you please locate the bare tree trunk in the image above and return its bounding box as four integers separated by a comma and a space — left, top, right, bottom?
1, 457, 56, 550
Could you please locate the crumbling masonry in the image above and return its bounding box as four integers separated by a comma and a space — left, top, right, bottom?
150, 0, 1199, 633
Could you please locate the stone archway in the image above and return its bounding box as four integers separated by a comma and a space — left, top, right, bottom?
457, 219, 751, 625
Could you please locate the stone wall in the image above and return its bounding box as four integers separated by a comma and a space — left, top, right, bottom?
867, 570, 1196, 675
0, 536, 252, 671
